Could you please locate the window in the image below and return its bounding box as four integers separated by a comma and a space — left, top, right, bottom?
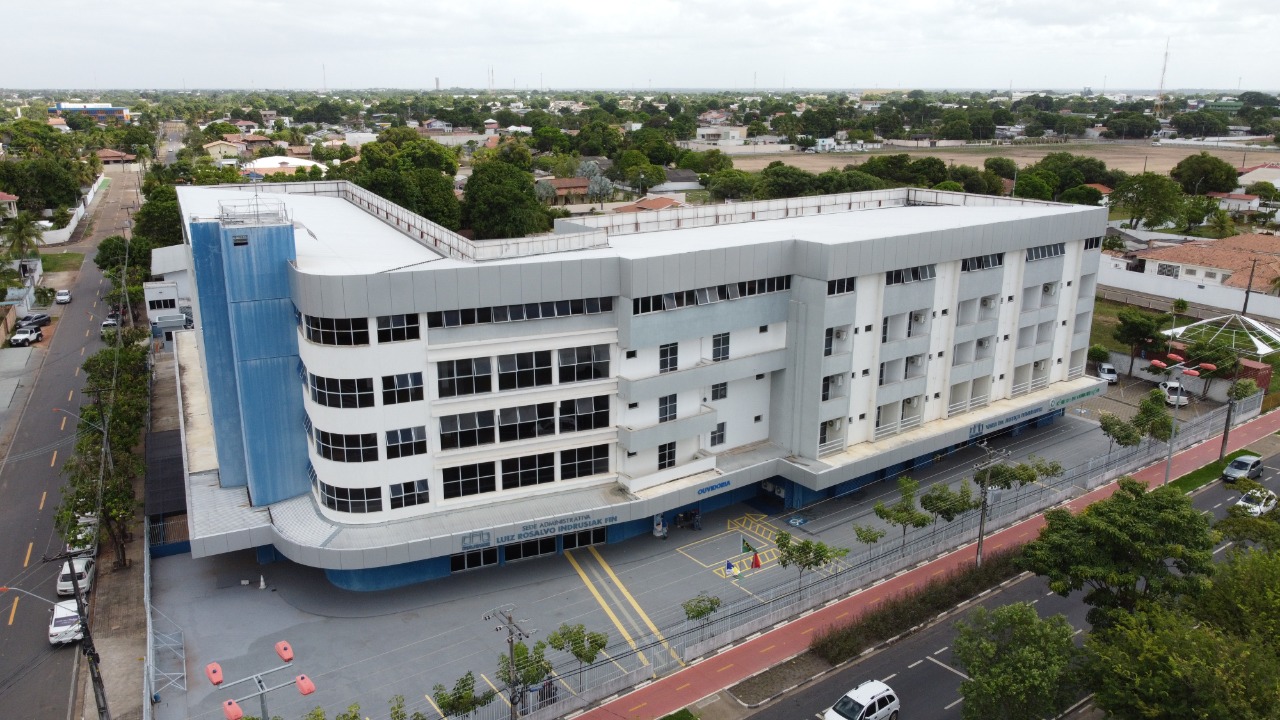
315, 431, 378, 462
658, 394, 677, 423
827, 276, 856, 295
563, 527, 606, 550
711, 382, 727, 401
442, 462, 497, 499
824, 327, 835, 357
558, 345, 610, 383
427, 297, 613, 328
822, 374, 839, 401
1025, 243, 1066, 261
625, 350, 637, 359
885, 264, 936, 285
710, 422, 725, 447
632, 276, 792, 315
389, 480, 430, 509
148, 298, 177, 311
1184, 268, 1197, 276
559, 396, 610, 433
317, 480, 382, 513
386, 426, 428, 459
759, 325, 769, 333
659, 343, 678, 373
561, 444, 609, 479
1205, 271, 1218, 279
377, 314, 420, 343
1084, 236, 1101, 250
712, 333, 730, 362
303, 315, 370, 346
501, 453, 556, 489
497, 351, 552, 390
881, 317, 889, 343
437, 357, 492, 398
961, 253, 1004, 272
657, 441, 675, 470
505, 537, 557, 562
309, 374, 375, 409
439, 411, 496, 450
1156, 263, 1180, 278
498, 402, 555, 442
382, 372, 424, 405
450, 547, 498, 572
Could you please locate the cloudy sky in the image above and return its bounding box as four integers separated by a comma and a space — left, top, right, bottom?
12, 0, 1279, 91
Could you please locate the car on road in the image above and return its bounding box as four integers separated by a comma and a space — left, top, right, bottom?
1158, 381, 1190, 406
15, 313, 51, 329
55, 557, 94, 596
47, 600, 83, 645
1098, 363, 1118, 384
1237, 488, 1277, 517
825, 680, 900, 720
100, 317, 119, 338
9, 327, 43, 346
1222, 455, 1264, 483
55, 289, 72, 304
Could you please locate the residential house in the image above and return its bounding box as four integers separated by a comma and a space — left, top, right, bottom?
203, 140, 245, 160
0, 191, 17, 219
483, 119, 499, 134
1130, 234, 1280, 291
224, 133, 275, 154
233, 119, 260, 133
613, 196, 684, 213
1236, 164, 1280, 191
96, 148, 136, 164
697, 110, 730, 125
287, 146, 312, 159
545, 177, 590, 205
505, 125, 533, 135
650, 168, 702, 193
1207, 192, 1261, 213
1084, 183, 1113, 205
46, 117, 70, 133
694, 126, 744, 145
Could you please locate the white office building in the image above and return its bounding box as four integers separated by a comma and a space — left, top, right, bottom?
169, 182, 1105, 589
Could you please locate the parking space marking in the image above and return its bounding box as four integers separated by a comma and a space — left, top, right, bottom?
945, 697, 963, 710
423, 693, 443, 719
564, 550, 650, 667
926, 655, 970, 680
481, 674, 508, 706
589, 545, 684, 667
882, 673, 897, 682
908, 660, 923, 669
933, 646, 949, 655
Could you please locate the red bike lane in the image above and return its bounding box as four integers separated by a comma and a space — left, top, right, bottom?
576, 408, 1280, 720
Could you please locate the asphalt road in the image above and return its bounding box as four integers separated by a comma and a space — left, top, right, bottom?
0, 170, 130, 718
749, 461, 1279, 720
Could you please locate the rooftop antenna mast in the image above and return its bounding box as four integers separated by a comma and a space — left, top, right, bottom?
322, 64, 328, 94
1154, 38, 1169, 118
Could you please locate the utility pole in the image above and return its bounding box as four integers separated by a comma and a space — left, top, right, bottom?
486, 605, 534, 720
45, 551, 111, 720
1241, 258, 1259, 318
973, 441, 1011, 569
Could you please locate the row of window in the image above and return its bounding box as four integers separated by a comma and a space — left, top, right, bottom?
309, 373, 424, 408
1026, 243, 1066, 261
302, 314, 421, 346
148, 298, 177, 310
826, 276, 856, 295
439, 395, 611, 450
449, 527, 606, 573
426, 297, 614, 329
960, 253, 1004, 272
632, 276, 792, 316
314, 426, 434, 463
443, 444, 611, 499
885, 264, 936, 285
1084, 236, 1101, 250
439, 345, 610, 398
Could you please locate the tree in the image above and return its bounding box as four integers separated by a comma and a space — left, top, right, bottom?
587, 175, 613, 208
1132, 388, 1173, 448
546, 623, 607, 692
461, 161, 549, 240
952, 603, 1083, 720
1021, 478, 1216, 627
1171, 152, 1238, 195
1245, 181, 1278, 202
755, 162, 817, 199
1087, 344, 1111, 372
707, 169, 756, 200
873, 477, 932, 548
431, 671, 496, 718
1182, 338, 1237, 398
774, 531, 848, 591
133, 195, 183, 246
1208, 208, 1236, 239
1112, 307, 1163, 375
1098, 412, 1142, 462
932, 180, 964, 192
919, 481, 980, 524
495, 640, 551, 717
534, 179, 556, 204
1193, 548, 1280, 655
1058, 185, 1102, 206
1111, 173, 1185, 230
973, 456, 1063, 566
852, 524, 886, 547
681, 592, 722, 622
3, 210, 45, 260
984, 156, 1017, 180
939, 119, 972, 141
1229, 378, 1260, 400
1012, 174, 1052, 200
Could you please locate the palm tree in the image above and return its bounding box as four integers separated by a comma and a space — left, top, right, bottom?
2, 211, 44, 259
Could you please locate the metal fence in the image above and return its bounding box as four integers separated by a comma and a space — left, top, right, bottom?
143, 517, 187, 720
448, 394, 1262, 720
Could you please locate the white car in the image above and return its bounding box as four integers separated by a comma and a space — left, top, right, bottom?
1158, 381, 1190, 407
56, 557, 94, 596
48, 600, 83, 645
1098, 363, 1118, 384
55, 289, 72, 304
9, 327, 43, 346
1237, 488, 1278, 517
825, 680, 900, 720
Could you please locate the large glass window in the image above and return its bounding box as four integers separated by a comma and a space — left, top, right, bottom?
428, 297, 613, 329
386, 426, 428, 459
450, 547, 498, 572
442, 462, 497, 499
712, 333, 730, 362
711, 382, 727, 401
498, 402, 556, 442
659, 343, 678, 373
309, 374, 374, 408
505, 537, 557, 562
827, 276, 855, 295
439, 411, 496, 450
376, 314, 420, 343
561, 444, 609, 480
437, 357, 492, 398
315, 431, 378, 462
1025, 243, 1066, 261
558, 345, 610, 383
563, 527, 606, 550
884, 264, 937, 286
389, 479, 430, 509
710, 422, 726, 447
501, 453, 556, 489
497, 351, 553, 390
824, 327, 835, 357
658, 441, 675, 470
559, 396, 610, 433
658, 394, 677, 423
382, 372, 424, 405
303, 315, 370, 346
317, 480, 382, 513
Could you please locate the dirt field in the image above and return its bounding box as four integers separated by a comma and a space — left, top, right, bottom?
733, 142, 1274, 176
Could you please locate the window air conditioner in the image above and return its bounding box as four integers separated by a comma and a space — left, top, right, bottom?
980, 297, 995, 309
835, 375, 845, 387
835, 329, 848, 340
912, 313, 925, 323
1033, 360, 1046, 370
977, 338, 991, 348
909, 356, 924, 366
1042, 283, 1058, 295
905, 396, 920, 407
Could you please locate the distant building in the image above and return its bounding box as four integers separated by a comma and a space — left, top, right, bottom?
0, 191, 18, 219
48, 102, 131, 123
96, 148, 136, 164
1207, 192, 1261, 213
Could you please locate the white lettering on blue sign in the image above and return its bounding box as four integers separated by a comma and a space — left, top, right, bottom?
697, 480, 732, 495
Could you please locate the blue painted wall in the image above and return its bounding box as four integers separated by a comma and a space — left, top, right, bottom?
326, 557, 452, 590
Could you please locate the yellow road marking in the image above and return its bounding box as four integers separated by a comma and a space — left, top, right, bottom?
67, 390, 73, 402
84, 328, 89, 338
759, 644, 776, 653
597, 648, 629, 674
60, 416, 66, 431
676, 683, 691, 691
549, 669, 577, 696
629, 703, 647, 712
50, 450, 57, 467
802, 627, 816, 634
836, 612, 850, 619
74, 367, 79, 377
7, 597, 16, 625
481, 674, 508, 706
589, 545, 684, 667
717, 663, 735, 672
423, 694, 443, 719
39, 491, 46, 510
80, 347, 85, 356
24, 543, 32, 568
564, 550, 649, 666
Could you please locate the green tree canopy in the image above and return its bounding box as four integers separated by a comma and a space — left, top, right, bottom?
1112, 307, 1164, 375
1171, 151, 1238, 194
461, 161, 549, 240
1111, 172, 1185, 230
874, 476, 932, 547
775, 531, 848, 589
1058, 184, 1102, 206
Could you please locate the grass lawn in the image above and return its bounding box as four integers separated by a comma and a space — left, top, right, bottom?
1089, 296, 1140, 354
684, 190, 710, 205
659, 710, 698, 720
40, 252, 84, 273
1167, 449, 1253, 495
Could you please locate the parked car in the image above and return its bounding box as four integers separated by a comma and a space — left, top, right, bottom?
47, 600, 83, 645
1098, 363, 1118, 384
65, 515, 98, 557
55, 289, 72, 304
1158, 381, 1190, 407
825, 680, 900, 720
55, 557, 95, 596
1222, 455, 1264, 483
9, 327, 43, 346
15, 313, 51, 329
1237, 488, 1277, 517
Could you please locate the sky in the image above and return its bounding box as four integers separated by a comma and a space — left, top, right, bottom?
11, 0, 1280, 91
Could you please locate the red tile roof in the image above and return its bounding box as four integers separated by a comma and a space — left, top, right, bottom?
1084, 183, 1113, 194
615, 196, 684, 213
1133, 234, 1280, 290
0, 191, 18, 202
547, 177, 590, 190
1207, 192, 1259, 201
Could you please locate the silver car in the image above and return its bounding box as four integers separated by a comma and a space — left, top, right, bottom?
1222, 455, 1263, 483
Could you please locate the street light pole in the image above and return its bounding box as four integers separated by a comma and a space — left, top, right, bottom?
973, 440, 1011, 569
205, 641, 314, 720
1150, 354, 1216, 485
38, 549, 113, 720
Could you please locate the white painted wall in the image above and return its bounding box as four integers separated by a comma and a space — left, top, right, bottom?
1100, 262, 1280, 323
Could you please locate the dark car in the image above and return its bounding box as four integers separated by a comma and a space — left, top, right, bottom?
16, 313, 51, 329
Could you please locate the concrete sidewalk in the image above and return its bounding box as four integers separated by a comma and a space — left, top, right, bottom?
574, 406, 1280, 720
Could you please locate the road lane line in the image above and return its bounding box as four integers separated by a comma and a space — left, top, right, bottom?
7, 597, 16, 625
934, 646, 949, 654
80, 347, 85, 356
1213, 502, 1222, 509
926, 655, 970, 680
50, 450, 58, 467
802, 627, 816, 634
60, 416, 67, 431
758, 644, 776, 654
84, 328, 89, 338
629, 703, 647, 712
588, 545, 684, 667
882, 673, 897, 682
67, 390, 73, 402
40, 491, 46, 510
24, 542, 32, 567
908, 660, 923, 669
74, 367, 79, 377
564, 550, 649, 666
716, 664, 735, 672
676, 683, 690, 691
945, 697, 963, 710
